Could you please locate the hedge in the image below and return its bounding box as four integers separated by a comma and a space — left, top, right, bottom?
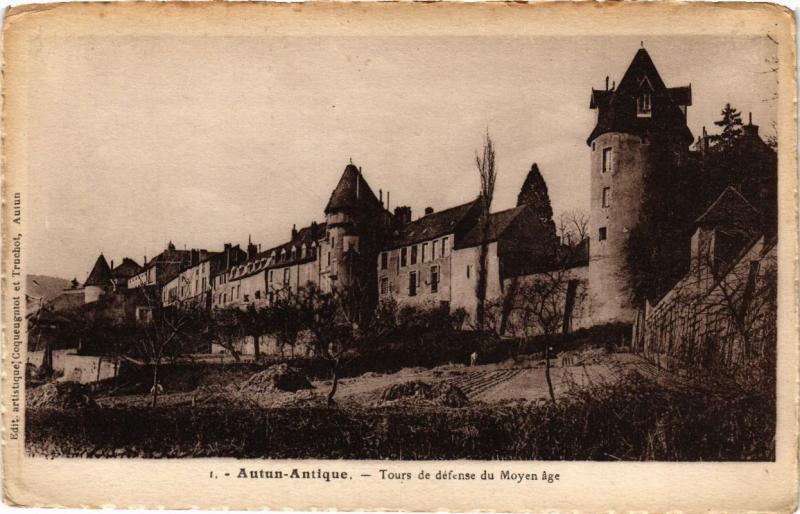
27, 373, 774, 461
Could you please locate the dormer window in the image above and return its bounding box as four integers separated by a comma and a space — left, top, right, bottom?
637, 93, 652, 118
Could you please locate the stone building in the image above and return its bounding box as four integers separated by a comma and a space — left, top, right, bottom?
83, 254, 143, 304
586, 48, 693, 325
162, 245, 246, 309
634, 187, 777, 380
77, 47, 776, 351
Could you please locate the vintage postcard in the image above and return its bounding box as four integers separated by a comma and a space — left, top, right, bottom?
2, 1, 797, 511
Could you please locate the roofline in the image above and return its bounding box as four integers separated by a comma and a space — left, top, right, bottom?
694, 186, 760, 224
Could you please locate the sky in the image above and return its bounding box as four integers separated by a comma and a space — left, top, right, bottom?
24, 34, 778, 281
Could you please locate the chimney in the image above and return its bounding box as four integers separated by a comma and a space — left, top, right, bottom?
379, 189, 383, 205
110, 259, 114, 270
743, 115, 759, 137
387, 191, 390, 210
247, 237, 257, 260
291, 224, 298, 241
394, 206, 412, 226
605, 76, 609, 90
424, 207, 434, 216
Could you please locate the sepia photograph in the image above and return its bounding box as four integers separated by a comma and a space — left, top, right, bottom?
2, 2, 797, 511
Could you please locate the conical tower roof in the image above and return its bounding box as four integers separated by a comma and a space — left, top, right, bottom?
84, 254, 113, 287
588, 48, 692, 145
325, 163, 382, 214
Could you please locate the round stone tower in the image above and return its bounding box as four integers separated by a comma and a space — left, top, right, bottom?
323, 163, 390, 300
586, 48, 693, 326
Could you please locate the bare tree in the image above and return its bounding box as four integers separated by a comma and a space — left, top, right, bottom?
558, 209, 589, 246
208, 307, 245, 362
491, 248, 584, 402
475, 130, 497, 330
641, 234, 777, 388
137, 284, 203, 407
294, 283, 351, 406
261, 288, 304, 358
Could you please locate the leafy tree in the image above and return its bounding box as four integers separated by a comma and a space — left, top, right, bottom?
712, 103, 744, 148
517, 163, 554, 223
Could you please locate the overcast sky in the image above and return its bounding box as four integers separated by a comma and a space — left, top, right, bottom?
25, 34, 777, 281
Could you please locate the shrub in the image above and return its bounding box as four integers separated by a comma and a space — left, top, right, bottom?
27, 372, 774, 461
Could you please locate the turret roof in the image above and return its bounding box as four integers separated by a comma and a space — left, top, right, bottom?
325, 164, 383, 214
588, 48, 693, 145
84, 254, 113, 287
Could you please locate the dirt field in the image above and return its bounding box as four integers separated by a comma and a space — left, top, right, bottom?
91, 348, 664, 409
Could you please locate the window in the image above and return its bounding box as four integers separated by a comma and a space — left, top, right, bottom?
237, 285, 240, 298
255, 291, 261, 300
592, 141, 596, 151
432, 240, 438, 259
283, 268, 290, 286
410, 245, 418, 265
602, 187, 611, 208
380, 252, 388, 270
401, 247, 407, 267
380, 277, 389, 295
442, 237, 450, 257
602, 148, 613, 174
637, 93, 652, 117
599, 227, 607, 241
244, 294, 250, 303
431, 266, 439, 293
327, 252, 331, 266
223, 293, 227, 303
409, 271, 417, 296
466, 264, 472, 279
422, 243, 428, 262
269, 270, 274, 283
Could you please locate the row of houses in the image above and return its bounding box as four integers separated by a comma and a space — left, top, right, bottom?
82, 159, 579, 330
75, 47, 777, 360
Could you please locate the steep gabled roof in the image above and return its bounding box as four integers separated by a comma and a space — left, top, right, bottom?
695, 186, 760, 227
389, 199, 480, 249
112, 257, 142, 280
85, 254, 113, 287
588, 48, 693, 145
325, 164, 383, 214
457, 205, 528, 249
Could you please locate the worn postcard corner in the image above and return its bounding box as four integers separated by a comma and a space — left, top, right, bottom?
1, 1, 798, 512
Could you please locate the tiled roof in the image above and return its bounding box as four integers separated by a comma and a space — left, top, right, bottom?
232, 222, 327, 280
325, 164, 383, 214
695, 186, 760, 227
112, 257, 142, 280
457, 205, 528, 249
389, 199, 480, 249
588, 48, 693, 145
85, 255, 113, 287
